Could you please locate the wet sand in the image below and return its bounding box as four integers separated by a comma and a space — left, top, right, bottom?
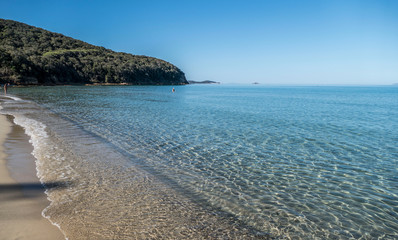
0, 114, 65, 240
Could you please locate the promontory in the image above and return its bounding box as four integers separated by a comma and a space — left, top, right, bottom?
0, 19, 188, 85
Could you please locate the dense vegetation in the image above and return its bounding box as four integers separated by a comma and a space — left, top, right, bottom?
0, 19, 188, 85
188, 80, 220, 84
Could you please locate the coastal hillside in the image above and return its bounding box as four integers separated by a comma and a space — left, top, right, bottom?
0, 19, 188, 85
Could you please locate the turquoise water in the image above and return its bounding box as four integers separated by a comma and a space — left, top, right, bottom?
1, 85, 398, 239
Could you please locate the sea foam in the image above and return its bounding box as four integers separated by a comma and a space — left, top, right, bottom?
5, 95, 23, 101
12, 115, 68, 240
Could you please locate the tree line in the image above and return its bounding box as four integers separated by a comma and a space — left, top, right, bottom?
0, 19, 188, 85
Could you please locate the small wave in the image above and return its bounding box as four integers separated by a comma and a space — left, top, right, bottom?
5, 95, 23, 101
41, 212, 69, 240
13, 115, 48, 138
12, 115, 68, 240
12, 115, 48, 185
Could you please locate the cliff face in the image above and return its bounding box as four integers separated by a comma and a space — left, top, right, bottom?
0, 19, 188, 85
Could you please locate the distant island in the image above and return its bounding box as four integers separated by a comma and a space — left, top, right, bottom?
188, 80, 220, 84
0, 19, 188, 85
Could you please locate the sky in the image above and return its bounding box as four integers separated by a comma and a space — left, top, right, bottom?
1, 0, 398, 85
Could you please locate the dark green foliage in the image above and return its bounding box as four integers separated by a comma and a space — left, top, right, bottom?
0, 19, 188, 85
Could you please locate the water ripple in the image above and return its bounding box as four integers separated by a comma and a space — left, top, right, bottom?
3, 85, 398, 239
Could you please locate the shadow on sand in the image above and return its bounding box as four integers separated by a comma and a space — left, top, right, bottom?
0, 181, 70, 200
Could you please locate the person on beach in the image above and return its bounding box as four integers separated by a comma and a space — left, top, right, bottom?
3, 83, 9, 95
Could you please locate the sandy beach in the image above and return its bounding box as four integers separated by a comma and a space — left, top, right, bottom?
0, 114, 65, 240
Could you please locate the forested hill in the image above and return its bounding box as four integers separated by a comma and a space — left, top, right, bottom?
0, 19, 188, 85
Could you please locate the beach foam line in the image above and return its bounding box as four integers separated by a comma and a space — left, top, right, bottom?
0, 112, 67, 240
2, 95, 68, 240
12, 114, 68, 240
4, 95, 23, 101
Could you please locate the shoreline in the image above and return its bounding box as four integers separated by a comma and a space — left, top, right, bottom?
0, 113, 65, 240
6, 82, 189, 87
0, 94, 268, 239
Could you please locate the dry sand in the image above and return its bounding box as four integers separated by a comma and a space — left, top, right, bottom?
0, 114, 65, 240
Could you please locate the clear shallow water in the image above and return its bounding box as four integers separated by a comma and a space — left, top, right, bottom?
1, 85, 398, 239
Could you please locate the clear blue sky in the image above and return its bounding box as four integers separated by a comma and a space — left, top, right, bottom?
1, 0, 398, 85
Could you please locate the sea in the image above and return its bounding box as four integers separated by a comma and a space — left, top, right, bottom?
0, 85, 397, 239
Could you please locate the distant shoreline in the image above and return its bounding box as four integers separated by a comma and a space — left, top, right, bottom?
188, 80, 220, 84
4, 82, 188, 87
